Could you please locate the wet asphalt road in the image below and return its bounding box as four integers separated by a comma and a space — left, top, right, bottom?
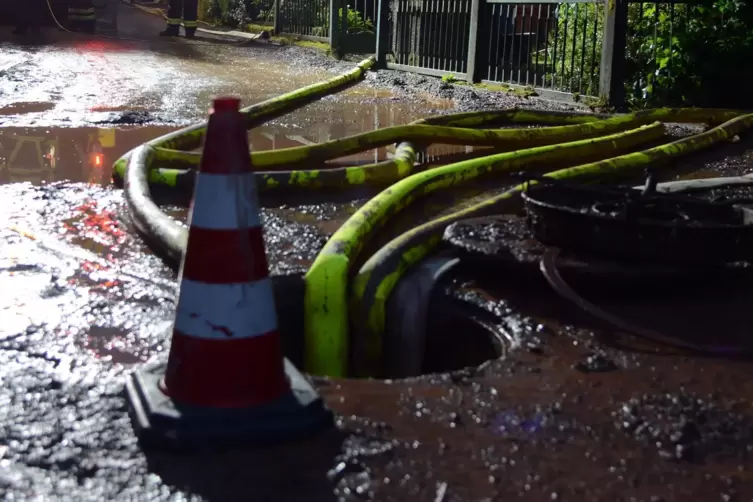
4, 4, 753, 502
0, 6, 461, 501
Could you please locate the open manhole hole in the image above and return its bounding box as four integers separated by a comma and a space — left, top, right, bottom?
419, 288, 507, 375
272, 272, 505, 380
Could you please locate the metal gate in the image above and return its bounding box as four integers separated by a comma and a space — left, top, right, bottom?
342, 0, 378, 53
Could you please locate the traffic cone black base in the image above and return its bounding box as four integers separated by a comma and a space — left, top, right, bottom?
125, 96, 333, 450
126, 356, 333, 450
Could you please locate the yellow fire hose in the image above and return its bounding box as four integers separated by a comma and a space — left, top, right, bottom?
304, 108, 747, 377
347, 112, 753, 377
112, 108, 609, 191
113, 57, 376, 177
303, 122, 666, 376
115, 57, 752, 378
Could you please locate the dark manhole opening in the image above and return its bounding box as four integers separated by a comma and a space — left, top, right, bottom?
273, 272, 504, 379
421, 294, 505, 375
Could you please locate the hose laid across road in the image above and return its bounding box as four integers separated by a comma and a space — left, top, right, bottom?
115, 57, 376, 184
120, 57, 377, 265
115, 56, 753, 378
305, 122, 665, 376
114, 108, 615, 192
346, 112, 753, 377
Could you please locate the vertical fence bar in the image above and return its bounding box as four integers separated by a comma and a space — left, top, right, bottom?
342, 0, 350, 47
549, 5, 559, 88
490, 4, 500, 81
429, 0, 437, 69
541, 5, 551, 88
303, 0, 309, 36
524, 6, 532, 86
568, 4, 579, 91
450, 0, 459, 73
578, 5, 588, 93
599, 0, 629, 108
413, 0, 421, 68
330, 0, 343, 57
590, 3, 599, 94
376, 0, 391, 67
532, 5, 542, 87
291, 0, 296, 34
273, 0, 281, 34
440, 0, 449, 70
465, 0, 481, 81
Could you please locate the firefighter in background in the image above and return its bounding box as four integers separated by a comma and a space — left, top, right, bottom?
68, 0, 96, 33
160, 0, 198, 38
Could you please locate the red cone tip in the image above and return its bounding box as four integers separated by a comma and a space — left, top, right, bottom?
212, 97, 241, 113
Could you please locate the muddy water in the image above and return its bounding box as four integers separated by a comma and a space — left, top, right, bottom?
0, 8, 350, 124
5, 7, 753, 501
366, 264, 753, 501
3, 181, 753, 502
0, 0, 466, 371
0, 97, 459, 186
0, 3, 460, 187
0, 124, 176, 185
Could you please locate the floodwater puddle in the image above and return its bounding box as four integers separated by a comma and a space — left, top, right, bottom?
0, 101, 56, 115
0, 93, 465, 286
0, 124, 177, 185
0, 95, 459, 186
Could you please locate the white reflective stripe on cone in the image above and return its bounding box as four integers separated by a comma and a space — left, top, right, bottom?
174, 278, 278, 340
189, 172, 262, 231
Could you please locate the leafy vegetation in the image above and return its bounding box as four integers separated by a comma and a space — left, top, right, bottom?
312, 5, 374, 36
201, 0, 753, 109
625, 0, 753, 109
200, 0, 372, 38
541, 2, 604, 98
200, 0, 274, 27
339, 6, 374, 34
543, 0, 753, 108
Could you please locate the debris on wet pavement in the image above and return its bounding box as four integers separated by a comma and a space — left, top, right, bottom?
3, 7, 753, 502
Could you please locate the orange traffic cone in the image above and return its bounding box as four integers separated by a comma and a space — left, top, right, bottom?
125, 97, 332, 448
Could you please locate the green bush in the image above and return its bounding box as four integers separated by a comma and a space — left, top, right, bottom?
313, 6, 374, 35
201, 0, 274, 27
199, 0, 371, 38
536, 0, 753, 108
542, 2, 604, 97
340, 6, 374, 34
625, 0, 753, 109
286, 0, 330, 34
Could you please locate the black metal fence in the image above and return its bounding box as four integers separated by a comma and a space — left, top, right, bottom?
624, 1, 703, 107
380, 0, 606, 99
349, 0, 380, 32
386, 0, 473, 77
276, 0, 331, 41
267, 0, 702, 107
373, 0, 704, 106
479, 0, 605, 98
273, 0, 379, 48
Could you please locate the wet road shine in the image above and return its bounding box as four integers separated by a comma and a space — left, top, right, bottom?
2, 4, 753, 502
